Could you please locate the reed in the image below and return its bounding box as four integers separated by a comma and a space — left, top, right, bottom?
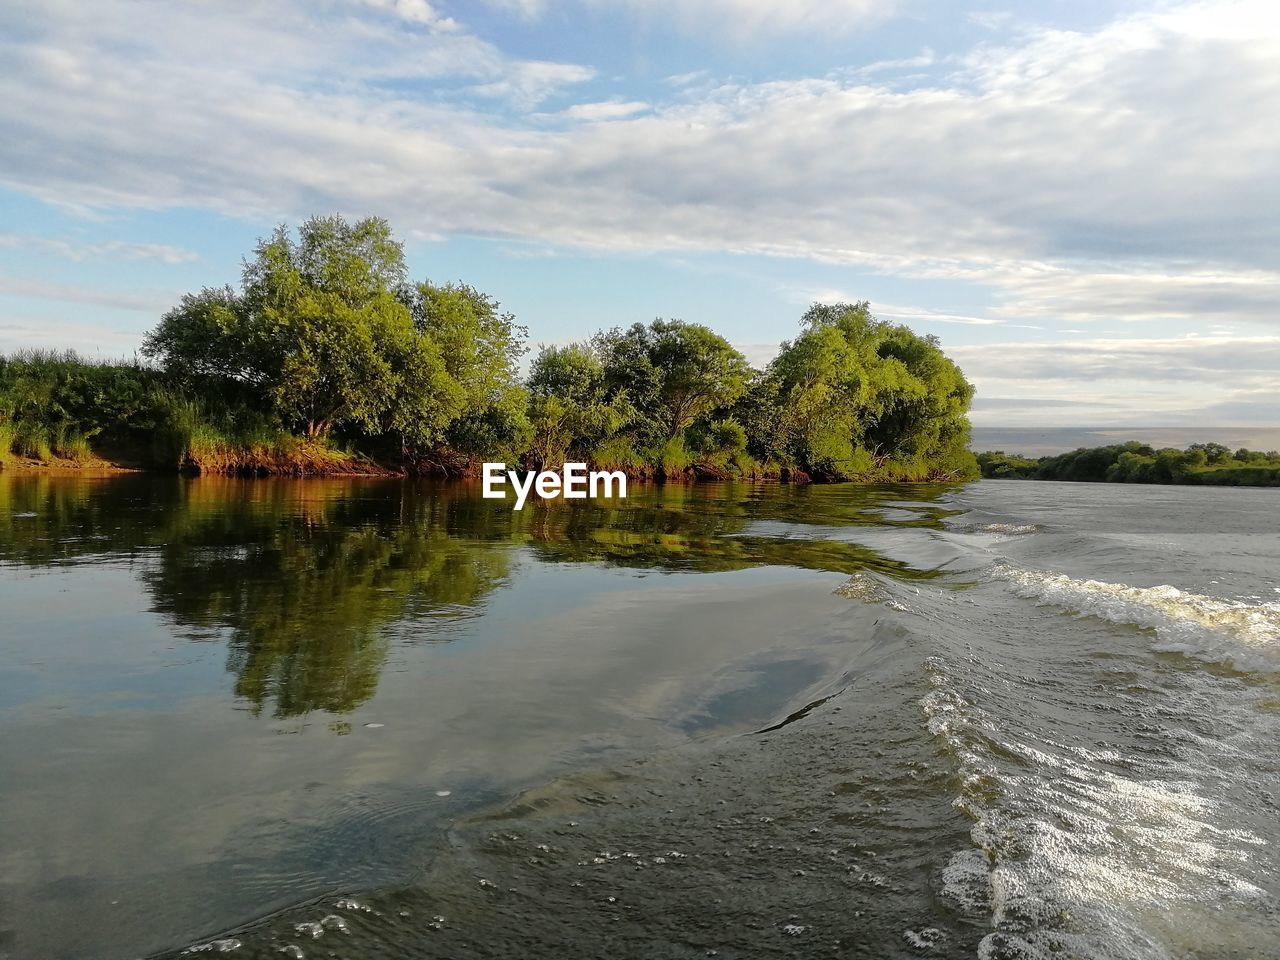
15, 422, 52, 461
0, 420, 14, 465
51, 424, 94, 462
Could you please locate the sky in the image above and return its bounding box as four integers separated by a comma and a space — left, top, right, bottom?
1, 0, 1277, 428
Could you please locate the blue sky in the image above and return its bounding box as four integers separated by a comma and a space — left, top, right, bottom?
1, 0, 1277, 427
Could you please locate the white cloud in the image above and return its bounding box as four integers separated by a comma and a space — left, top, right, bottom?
665, 70, 711, 87
590, 0, 898, 38
480, 0, 548, 16
561, 100, 651, 121
910, 260, 1280, 328
2, 0, 1279, 349
849, 48, 936, 77
481, 0, 896, 36
0, 232, 197, 264
792, 291, 1008, 327
0, 316, 146, 355
356, 0, 458, 29
0, 275, 178, 313
952, 335, 1280, 426
953, 334, 1280, 383
468, 61, 596, 109
733, 342, 782, 368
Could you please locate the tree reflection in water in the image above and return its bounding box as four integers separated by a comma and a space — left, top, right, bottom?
0, 473, 951, 718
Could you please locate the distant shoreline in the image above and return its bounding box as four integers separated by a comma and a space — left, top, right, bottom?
971, 426, 1280, 459
977, 441, 1279, 487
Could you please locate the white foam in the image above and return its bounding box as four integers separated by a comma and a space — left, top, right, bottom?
975, 523, 1039, 537
181, 940, 242, 954
834, 573, 913, 612
991, 564, 1280, 670
922, 657, 1268, 959
903, 926, 947, 950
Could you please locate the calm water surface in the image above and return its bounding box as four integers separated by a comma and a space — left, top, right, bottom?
0, 475, 1277, 959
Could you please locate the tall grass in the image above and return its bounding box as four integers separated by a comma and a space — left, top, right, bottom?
0, 421, 14, 465
14, 422, 52, 461
51, 423, 93, 462
0, 348, 166, 464
147, 387, 358, 475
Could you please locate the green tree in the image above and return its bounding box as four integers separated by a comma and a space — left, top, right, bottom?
402, 281, 529, 462
143, 215, 461, 443
763, 302, 977, 480
593, 319, 751, 445
525, 343, 633, 468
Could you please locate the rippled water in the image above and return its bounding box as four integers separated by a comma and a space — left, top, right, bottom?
0, 475, 1276, 959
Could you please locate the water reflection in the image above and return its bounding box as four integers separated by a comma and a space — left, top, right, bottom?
0, 472, 966, 960
143, 487, 516, 718
0, 473, 953, 720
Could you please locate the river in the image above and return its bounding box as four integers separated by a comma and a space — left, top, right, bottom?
0, 474, 1276, 959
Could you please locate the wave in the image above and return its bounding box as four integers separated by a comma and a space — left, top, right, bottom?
989, 563, 1280, 671
832, 572, 914, 612
921, 656, 1268, 960
961, 522, 1041, 538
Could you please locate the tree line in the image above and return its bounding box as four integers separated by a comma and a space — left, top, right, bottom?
979, 442, 1280, 487
0, 215, 979, 482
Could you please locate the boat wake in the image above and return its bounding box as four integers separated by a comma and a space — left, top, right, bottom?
922, 653, 1270, 960
990, 562, 1280, 671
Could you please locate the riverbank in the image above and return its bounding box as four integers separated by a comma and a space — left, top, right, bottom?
1, 283, 981, 490
0, 443, 397, 478
0, 453, 141, 475
978, 441, 1280, 487
0, 453, 790, 481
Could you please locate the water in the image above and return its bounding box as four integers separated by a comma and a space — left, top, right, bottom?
0, 475, 1276, 959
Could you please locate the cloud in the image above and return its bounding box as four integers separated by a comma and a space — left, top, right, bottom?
794, 292, 1008, 327
2, 0, 1279, 340
356, 0, 459, 30
561, 100, 651, 121
665, 70, 711, 87
952, 334, 1280, 384
0, 316, 146, 354
481, 0, 895, 36
469, 61, 596, 109
733, 342, 783, 368
972, 397, 1114, 409
951, 334, 1280, 426
0, 232, 198, 264
0, 275, 177, 313
480, 0, 548, 16
588, 0, 898, 38
981, 264, 1280, 327
849, 48, 936, 77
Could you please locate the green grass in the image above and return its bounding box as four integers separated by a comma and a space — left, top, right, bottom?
15, 422, 52, 461
51, 424, 93, 462
0, 421, 14, 465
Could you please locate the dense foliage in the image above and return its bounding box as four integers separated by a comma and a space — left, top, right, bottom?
978, 442, 1280, 486
746, 302, 977, 481
1, 215, 979, 482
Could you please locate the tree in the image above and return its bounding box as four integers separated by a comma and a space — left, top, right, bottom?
143, 215, 462, 443
592, 319, 751, 445
1188, 442, 1230, 465
763, 302, 977, 480
525, 343, 633, 468
402, 281, 528, 461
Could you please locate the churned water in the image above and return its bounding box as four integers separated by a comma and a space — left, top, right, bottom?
0, 475, 1276, 959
